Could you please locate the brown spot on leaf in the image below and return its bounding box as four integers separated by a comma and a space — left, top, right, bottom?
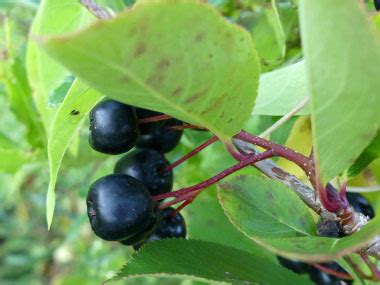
156, 58, 171, 70
172, 86, 183, 97
134, 42, 147, 57
195, 32, 206, 42
146, 73, 165, 87
265, 191, 274, 200
200, 97, 224, 115
185, 90, 207, 104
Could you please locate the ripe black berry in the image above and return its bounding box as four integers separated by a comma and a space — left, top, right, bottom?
133, 207, 187, 250
136, 119, 183, 153
277, 256, 310, 274
89, 99, 139, 155
375, 0, 380, 11
309, 263, 352, 285
120, 216, 158, 246
114, 148, 173, 196
135, 107, 166, 135
346, 192, 375, 219
86, 174, 157, 241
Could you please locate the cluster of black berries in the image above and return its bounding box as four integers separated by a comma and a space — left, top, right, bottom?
86, 99, 186, 249
278, 193, 374, 285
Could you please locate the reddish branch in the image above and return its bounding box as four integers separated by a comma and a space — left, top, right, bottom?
164, 136, 219, 172
312, 264, 353, 280
138, 114, 172, 124
153, 149, 275, 202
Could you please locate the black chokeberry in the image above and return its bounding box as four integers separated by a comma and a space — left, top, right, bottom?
309, 263, 352, 285
89, 99, 139, 155
114, 148, 173, 196
135, 107, 166, 135
277, 256, 310, 274
346, 192, 375, 219
136, 119, 183, 153
375, 0, 380, 11
133, 207, 187, 250
86, 174, 157, 241
120, 215, 158, 246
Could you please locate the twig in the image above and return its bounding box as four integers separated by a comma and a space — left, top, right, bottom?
347, 186, 380, 193
259, 96, 310, 138
164, 136, 219, 173
153, 149, 275, 201
312, 264, 353, 280
79, 0, 111, 20
138, 114, 172, 124
232, 138, 380, 259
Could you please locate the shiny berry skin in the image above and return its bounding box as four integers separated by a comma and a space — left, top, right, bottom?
136, 119, 183, 153
309, 263, 352, 285
135, 108, 166, 135
346, 192, 375, 219
133, 207, 187, 250
120, 215, 158, 246
86, 174, 156, 241
89, 99, 139, 155
277, 257, 310, 274
114, 148, 173, 196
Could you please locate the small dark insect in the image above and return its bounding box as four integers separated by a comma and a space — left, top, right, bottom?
70, 110, 80, 116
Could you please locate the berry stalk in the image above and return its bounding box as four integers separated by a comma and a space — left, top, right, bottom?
153, 149, 275, 201
164, 136, 219, 173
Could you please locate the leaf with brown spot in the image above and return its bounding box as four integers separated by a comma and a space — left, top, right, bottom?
40, 0, 260, 141
218, 175, 380, 262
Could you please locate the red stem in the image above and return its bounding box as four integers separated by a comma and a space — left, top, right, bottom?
153, 149, 275, 201
312, 264, 353, 280
344, 256, 372, 280
164, 136, 219, 173
235, 130, 316, 188
138, 114, 172, 124
169, 124, 207, 131
361, 254, 380, 280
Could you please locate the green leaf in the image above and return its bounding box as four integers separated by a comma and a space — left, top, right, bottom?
108, 239, 313, 285
348, 131, 380, 177
27, 0, 92, 131
218, 175, 316, 239
218, 175, 380, 262
40, 0, 260, 141
48, 74, 75, 107
254, 61, 310, 115
238, 0, 286, 68
0, 148, 31, 173
299, 0, 380, 182
46, 79, 103, 229
2, 55, 46, 148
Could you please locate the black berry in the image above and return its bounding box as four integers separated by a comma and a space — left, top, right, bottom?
86, 174, 157, 241
89, 99, 139, 155
135, 107, 166, 135
136, 119, 183, 153
114, 148, 173, 196
133, 207, 187, 250
346, 192, 375, 219
375, 0, 380, 11
277, 256, 310, 274
120, 216, 158, 246
309, 263, 352, 285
